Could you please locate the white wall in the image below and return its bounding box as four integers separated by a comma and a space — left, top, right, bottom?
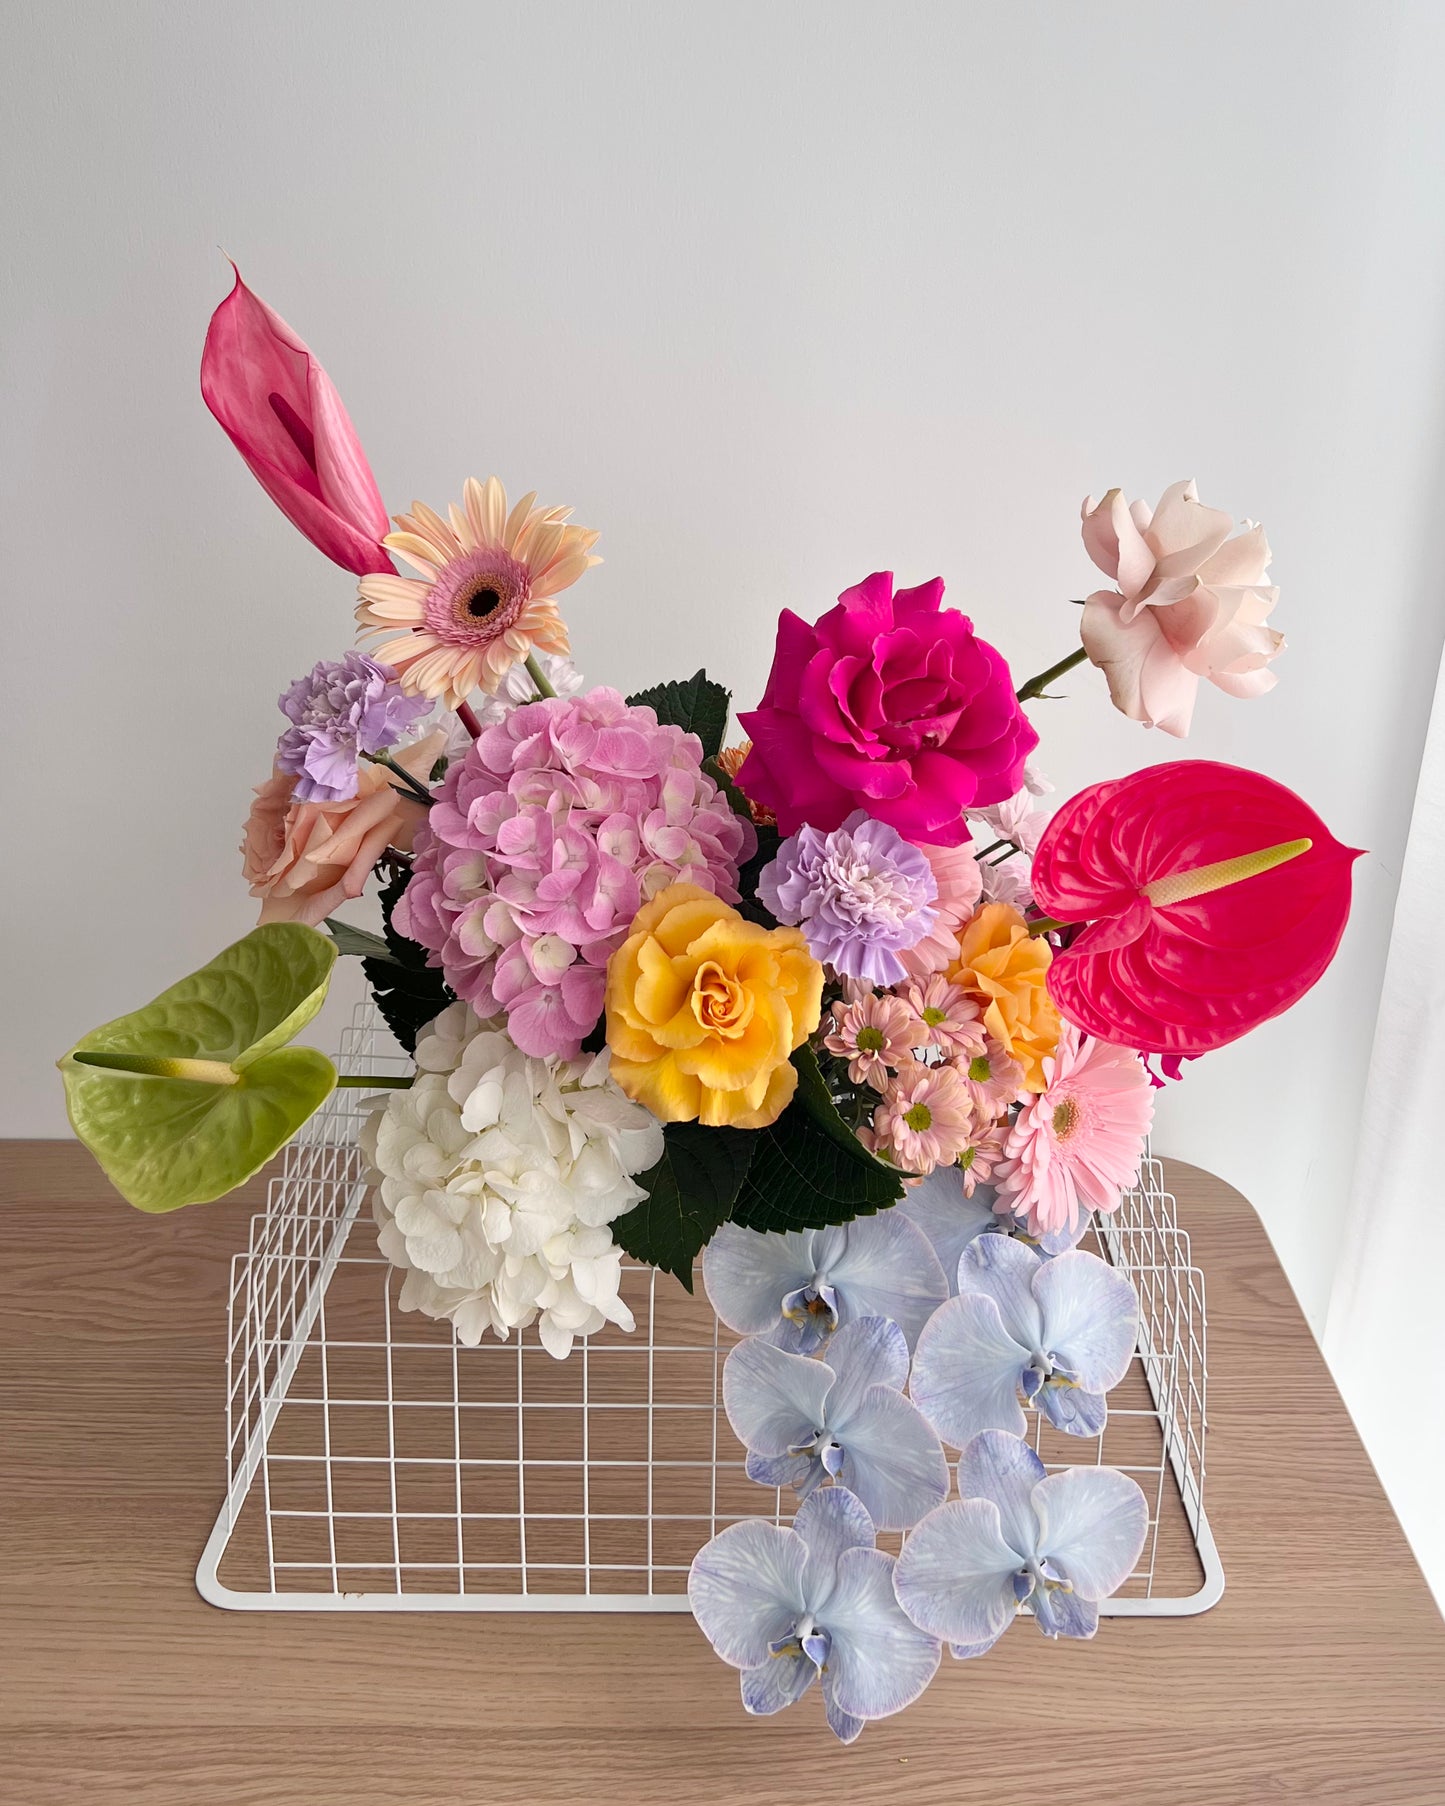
5, 6, 1445, 1340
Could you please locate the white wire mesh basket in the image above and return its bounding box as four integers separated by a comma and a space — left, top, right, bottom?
196, 1005, 1224, 1615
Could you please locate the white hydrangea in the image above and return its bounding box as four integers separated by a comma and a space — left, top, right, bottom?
360, 1002, 664, 1359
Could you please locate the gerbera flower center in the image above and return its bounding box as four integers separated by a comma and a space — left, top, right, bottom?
1052, 1097, 1080, 1138
423, 545, 534, 649
904, 1102, 933, 1133
465, 584, 504, 619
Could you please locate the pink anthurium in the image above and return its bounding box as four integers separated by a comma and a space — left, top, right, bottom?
201, 267, 392, 575
1031, 761, 1361, 1056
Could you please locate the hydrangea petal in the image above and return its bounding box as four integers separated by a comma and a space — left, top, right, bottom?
835, 1386, 950, 1531
821, 1547, 942, 1722
957, 1234, 1047, 1349
1035, 1250, 1138, 1393
688, 1519, 809, 1668
1031, 1467, 1150, 1601
722, 1337, 835, 1458
892, 1499, 1022, 1646
910, 1293, 1030, 1446
956, 1428, 1047, 1563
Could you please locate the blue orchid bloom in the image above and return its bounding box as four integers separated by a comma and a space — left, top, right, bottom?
909, 1234, 1138, 1446
688, 1486, 941, 1742
897, 1167, 1091, 1299
893, 1430, 1149, 1655
723, 1317, 949, 1530
702, 1213, 948, 1355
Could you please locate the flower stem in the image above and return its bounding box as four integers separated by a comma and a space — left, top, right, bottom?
335, 1074, 414, 1088
456, 700, 483, 739
1027, 915, 1071, 937
364, 751, 434, 808
1016, 645, 1089, 703
525, 653, 558, 699
973, 838, 1012, 862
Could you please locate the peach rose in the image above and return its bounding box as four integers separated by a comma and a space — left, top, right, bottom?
242, 730, 446, 926
1080, 479, 1284, 738
947, 900, 1060, 1093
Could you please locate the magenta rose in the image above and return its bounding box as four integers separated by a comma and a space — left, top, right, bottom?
736, 572, 1038, 845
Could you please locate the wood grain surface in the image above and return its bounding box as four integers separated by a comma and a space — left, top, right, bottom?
2, 1140, 1443, 1806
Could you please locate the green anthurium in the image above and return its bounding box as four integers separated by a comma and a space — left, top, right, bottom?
59, 923, 341, 1213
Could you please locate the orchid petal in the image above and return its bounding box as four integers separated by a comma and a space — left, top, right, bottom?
1030, 1584, 1101, 1640
950, 1627, 1010, 1660
1037, 1379, 1109, 1438
897, 1169, 1000, 1290
688, 1520, 808, 1668
956, 1429, 1047, 1563
835, 1387, 950, 1531
956, 1234, 1046, 1350
745, 1449, 813, 1492
821, 1315, 910, 1419
740, 1652, 816, 1716
821, 1548, 942, 1722
821, 1674, 867, 1744
1035, 1251, 1138, 1392
892, 1499, 1022, 1646
1031, 1467, 1150, 1601
910, 1292, 1030, 1446
702, 1224, 822, 1338
828, 1213, 950, 1351
722, 1337, 834, 1458
793, 1484, 877, 1600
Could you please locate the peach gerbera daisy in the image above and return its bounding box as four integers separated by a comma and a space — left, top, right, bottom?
355, 476, 599, 707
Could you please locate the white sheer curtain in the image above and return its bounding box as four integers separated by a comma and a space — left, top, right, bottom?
1327, 656, 1445, 1607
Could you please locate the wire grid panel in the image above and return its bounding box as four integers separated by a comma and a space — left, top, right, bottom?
197, 1007, 1223, 1615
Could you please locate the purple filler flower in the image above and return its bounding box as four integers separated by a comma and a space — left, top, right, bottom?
276, 653, 432, 802
758, 809, 938, 986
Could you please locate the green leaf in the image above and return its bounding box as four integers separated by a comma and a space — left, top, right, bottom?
612, 1121, 755, 1289
729, 1047, 904, 1235
626, 669, 731, 760
324, 916, 399, 965
59, 924, 339, 1213
735, 820, 781, 927
363, 869, 456, 1052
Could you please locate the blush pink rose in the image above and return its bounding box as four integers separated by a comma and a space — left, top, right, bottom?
1080, 479, 1285, 738
242, 730, 445, 926
895, 841, 985, 978
737, 572, 1037, 845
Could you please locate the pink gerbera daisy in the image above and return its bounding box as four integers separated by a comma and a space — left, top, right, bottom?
994, 1021, 1154, 1237
872, 1057, 976, 1178
897, 975, 985, 1060
823, 991, 917, 1089
356, 476, 599, 707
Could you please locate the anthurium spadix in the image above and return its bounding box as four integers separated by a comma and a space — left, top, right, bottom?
201, 268, 393, 575
1030, 760, 1361, 1056
59, 924, 344, 1212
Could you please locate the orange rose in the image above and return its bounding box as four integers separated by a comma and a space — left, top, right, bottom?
947, 900, 1060, 1092
241, 731, 445, 927
604, 883, 823, 1129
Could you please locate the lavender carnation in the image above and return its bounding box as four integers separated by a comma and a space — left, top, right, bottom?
396, 688, 755, 1060
759, 809, 938, 986
276, 654, 432, 802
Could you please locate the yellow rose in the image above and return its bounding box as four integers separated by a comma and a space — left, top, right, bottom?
604, 883, 824, 1129
948, 901, 1060, 1092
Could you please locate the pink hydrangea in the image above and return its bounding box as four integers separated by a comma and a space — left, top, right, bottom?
396, 688, 754, 1058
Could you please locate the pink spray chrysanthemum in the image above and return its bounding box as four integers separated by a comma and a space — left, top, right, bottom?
959, 1118, 1008, 1197
951, 1036, 1027, 1122
871, 1057, 976, 1178
994, 1021, 1154, 1238
396, 688, 754, 1058
897, 975, 985, 1060
823, 991, 918, 1089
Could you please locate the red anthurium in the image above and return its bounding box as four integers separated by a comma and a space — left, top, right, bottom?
201, 267, 392, 575
1031, 761, 1361, 1056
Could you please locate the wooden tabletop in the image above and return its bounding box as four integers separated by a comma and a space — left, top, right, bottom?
2, 1141, 1443, 1806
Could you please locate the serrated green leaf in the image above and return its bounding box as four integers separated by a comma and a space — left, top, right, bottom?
59, 924, 339, 1213
364, 869, 456, 1052
613, 1121, 755, 1289
324, 916, 399, 964
626, 669, 731, 761
729, 1050, 904, 1235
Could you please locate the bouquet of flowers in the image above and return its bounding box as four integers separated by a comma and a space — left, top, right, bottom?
61, 272, 1360, 1740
